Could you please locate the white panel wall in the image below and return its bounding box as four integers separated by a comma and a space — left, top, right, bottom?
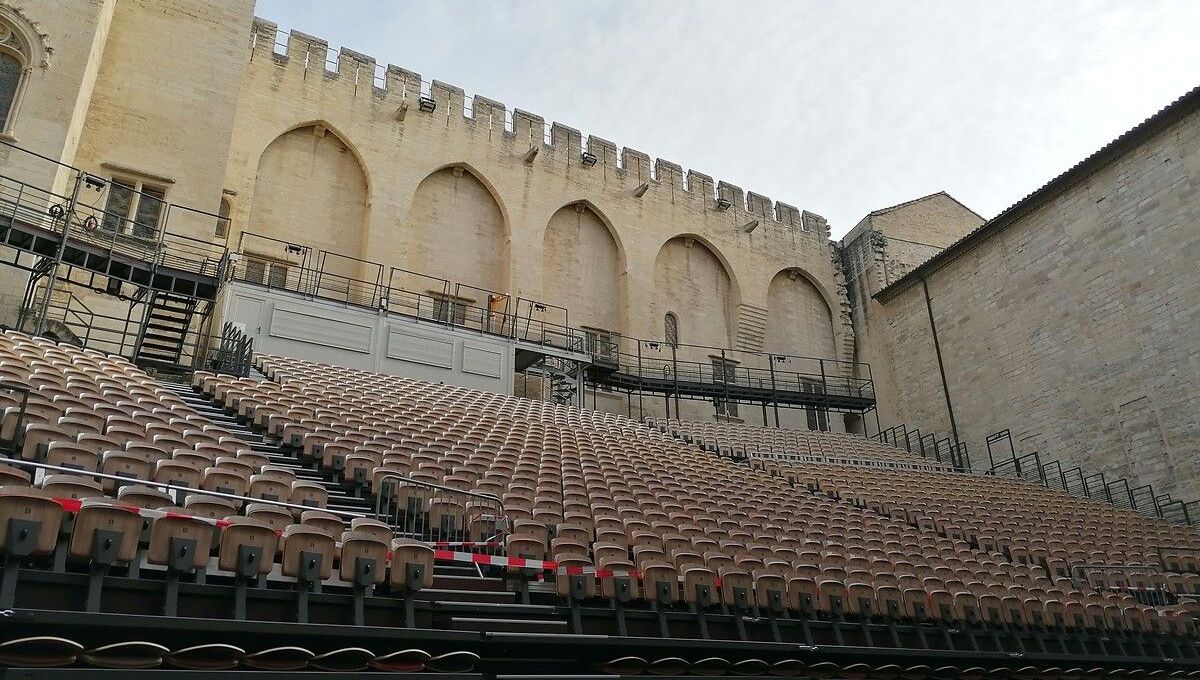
222, 282, 514, 394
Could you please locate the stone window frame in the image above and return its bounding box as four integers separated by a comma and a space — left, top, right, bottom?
100, 174, 170, 241
0, 6, 52, 142
664, 312, 679, 347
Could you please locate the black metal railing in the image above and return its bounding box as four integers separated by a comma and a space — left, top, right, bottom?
206, 322, 254, 377
230, 231, 878, 412
984, 427, 1200, 529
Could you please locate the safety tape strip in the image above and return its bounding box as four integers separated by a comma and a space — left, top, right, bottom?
53, 498, 235, 529
429, 540, 504, 549
557, 565, 643, 579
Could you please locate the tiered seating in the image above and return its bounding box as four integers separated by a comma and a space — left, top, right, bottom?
648, 417, 941, 467
0, 332, 1197, 671
0, 331, 359, 522
776, 460, 1200, 599
194, 354, 1200, 645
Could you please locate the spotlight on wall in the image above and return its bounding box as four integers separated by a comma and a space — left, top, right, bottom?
740, 219, 759, 234
533, 303, 547, 312
771, 354, 788, 364
83, 175, 107, 191
580, 151, 598, 167
646, 341, 661, 350
715, 197, 732, 211
633, 182, 650, 198
285, 243, 303, 255
418, 95, 437, 113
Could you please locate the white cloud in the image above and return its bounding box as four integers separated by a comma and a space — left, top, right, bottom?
255, 0, 1200, 237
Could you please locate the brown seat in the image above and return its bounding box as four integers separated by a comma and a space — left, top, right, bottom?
641, 563, 680, 604
0, 487, 63, 558
290, 480, 328, 510
348, 517, 393, 543
339, 531, 390, 587
68, 501, 142, 565
117, 485, 174, 509
389, 538, 435, 591
280, 524, 334, 583
41, 474, 104, 500
299, 509, 343, 536
147, 512, 214, 572
245, 503, 294, 531
0, 462, 31, 487
217, 516, 279, 576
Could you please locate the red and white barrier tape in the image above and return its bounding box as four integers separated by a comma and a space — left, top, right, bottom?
53, 498, 236, 529
557, 565, 643, 579
429, 540, 504, 549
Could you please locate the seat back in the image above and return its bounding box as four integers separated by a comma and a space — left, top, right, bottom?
389, 538, 434, 591
68, 502, 142, 563
0, 487, 64, 556
147, 513, 214, 571
217, 517, 279, 575
338, 532, 389, 585
280, 524, 334, 581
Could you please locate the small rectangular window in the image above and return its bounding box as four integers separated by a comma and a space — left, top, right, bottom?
268, 262, 288, 288
101, 181, 135, 233
583, 327, 617, 359
244, 259, 266, 284
132, 186, 165, 239
433, 296, 467, 324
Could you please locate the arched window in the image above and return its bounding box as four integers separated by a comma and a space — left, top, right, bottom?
0, 20, 32, 136
217, 197, 231, 238
664, 312, 679, 347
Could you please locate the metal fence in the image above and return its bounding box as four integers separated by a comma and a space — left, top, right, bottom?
373, 473, 505, 554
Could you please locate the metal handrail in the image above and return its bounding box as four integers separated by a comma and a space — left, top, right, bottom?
371, 472, 504, 519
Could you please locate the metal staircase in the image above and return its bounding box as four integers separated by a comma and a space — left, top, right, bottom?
545, 356, 581, 406
134, 291, 199, 368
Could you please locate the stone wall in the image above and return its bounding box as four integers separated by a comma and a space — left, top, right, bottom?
840, 193, 983, 430
220, 17, 853, 378
871, 108, 1200, 500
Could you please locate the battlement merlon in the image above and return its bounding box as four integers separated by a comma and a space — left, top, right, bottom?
248, 16, 831, 236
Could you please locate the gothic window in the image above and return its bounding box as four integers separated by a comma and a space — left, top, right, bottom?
216, 197, 231, 238
664, 312, 679, 347
0, 20, 33, 135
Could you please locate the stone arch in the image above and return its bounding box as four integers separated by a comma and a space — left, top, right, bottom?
541, 200, 625, 334
247, 122, 369, 282
765, 267, 836, 359
0, 6, 48, 136
652, 235, 736, 349
404, 164, 509, 296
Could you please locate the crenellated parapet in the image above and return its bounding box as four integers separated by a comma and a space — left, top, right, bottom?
246, 17, 833, 245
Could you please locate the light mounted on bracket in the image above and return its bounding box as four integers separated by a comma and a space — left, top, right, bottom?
715, 197, 732, 211
285, 243, 304, 255
83, 175, 107, 192
418, 95, 437, 113
532, 303, 547, 312
646, 341, 661, 350
580, 151, 597, 167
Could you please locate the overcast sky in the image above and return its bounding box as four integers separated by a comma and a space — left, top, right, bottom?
255, 0, 1200, 238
